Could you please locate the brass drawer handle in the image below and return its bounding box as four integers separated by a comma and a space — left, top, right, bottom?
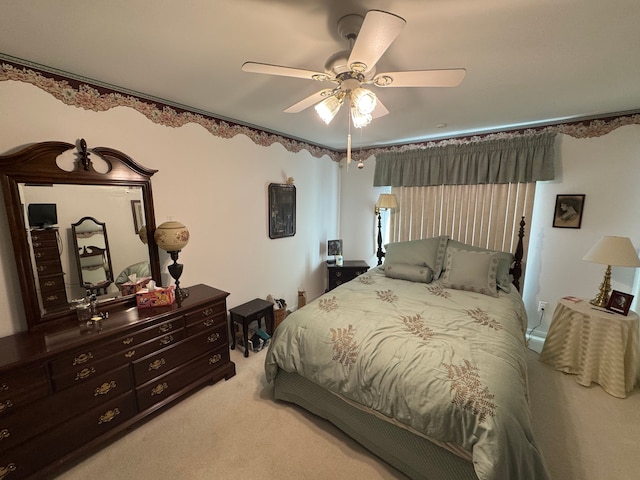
151, 383, 169, 396
35, 251, 44, 258
148, 358, 166, 371
73, 352, 94, 365
158, 323, 173, 333
37, 265, 46, 272
0, 429, 9, 441
46, 294, 59, 301
0, 383, 7, 392
335, 271, 342, 277
43, 280, 56, 287
94, 381, 117, 396
202, 308, 214, 316
98, 408, 120, 425
122, 337, 134, 345
124, 350, 136, 358
32, 240, 43, 247
207, 333, 221, 343
0, 463, 17, 479
203, 318, 215, 327
75, 367, 96, 381
209, 354, 222, 365
159, 335, 173, 346
0, 400, 14, 413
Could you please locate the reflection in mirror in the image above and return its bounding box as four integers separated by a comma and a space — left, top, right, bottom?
20, 184, 150, 310
72, 217, 114, 296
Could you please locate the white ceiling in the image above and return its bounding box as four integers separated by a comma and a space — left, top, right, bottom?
1, 0, 639, 151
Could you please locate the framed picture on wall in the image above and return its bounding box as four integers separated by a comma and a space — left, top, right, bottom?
606, 290, 633, 316
268, 183, 296, 239
553, 194, 585, 228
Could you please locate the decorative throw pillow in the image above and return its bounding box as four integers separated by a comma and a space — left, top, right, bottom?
440, 248, 500, 297
444, 240, 514, 293
383, 236, 449, 278
384, 263, 434, 283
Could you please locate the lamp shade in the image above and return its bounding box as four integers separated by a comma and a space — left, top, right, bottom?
582, 236, 640, 267
154, 221, 190, 252
376, 194, 398, 210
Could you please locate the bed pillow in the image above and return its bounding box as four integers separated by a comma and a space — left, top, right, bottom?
383, 236, 449, 278
444, 240, 514, 293
440, 248, 500, 297
384, 263, 434, 283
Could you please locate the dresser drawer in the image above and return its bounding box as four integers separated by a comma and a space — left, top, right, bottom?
0, 365, 48, 416
52, 352, 129, 392
117, 329, 186, 364
0, 365, 132, 454
185, 301, 227, 336
49, 317, 184, 377
132, 328, 223, 386
38, 275, 66, 295
32, 245, 62, 265
34, 258, 64, 276
0, 392, 136, 480
136, 346, 230, 412
29, 230, 57, 245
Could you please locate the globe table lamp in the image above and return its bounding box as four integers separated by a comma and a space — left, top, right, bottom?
154, 220, 190, 301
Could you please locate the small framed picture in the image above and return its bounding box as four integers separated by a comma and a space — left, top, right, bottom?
553, 194, 585, 228
606, 290, 633, 316
327, 239, 343, 256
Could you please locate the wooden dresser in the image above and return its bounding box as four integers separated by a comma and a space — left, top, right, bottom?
0, 284, 235, 480
29, 228, 68, 312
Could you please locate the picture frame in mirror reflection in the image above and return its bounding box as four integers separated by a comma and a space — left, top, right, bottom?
131, 200, 143, 233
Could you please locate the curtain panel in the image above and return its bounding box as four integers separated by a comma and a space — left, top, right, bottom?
374, 133, 556, 187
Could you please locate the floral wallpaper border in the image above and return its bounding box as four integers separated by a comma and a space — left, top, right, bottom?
2, 58, 639, 163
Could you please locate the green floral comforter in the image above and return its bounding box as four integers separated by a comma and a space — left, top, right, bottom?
265, 268, 549, 480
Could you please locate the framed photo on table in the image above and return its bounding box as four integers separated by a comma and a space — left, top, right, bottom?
553, 194, 585, 228
606, 290, 633, 315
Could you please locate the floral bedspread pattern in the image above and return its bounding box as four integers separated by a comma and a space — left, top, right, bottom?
265, 268, 549, 480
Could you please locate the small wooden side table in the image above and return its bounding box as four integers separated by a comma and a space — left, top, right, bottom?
539, 297, 639, 398
326, 260, 369, 292
229, 298, 275, 357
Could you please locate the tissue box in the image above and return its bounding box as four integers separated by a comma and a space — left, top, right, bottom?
120, 276, 152, 296
136, 285, 176, 308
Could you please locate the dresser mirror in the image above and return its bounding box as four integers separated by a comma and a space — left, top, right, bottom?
0, 139, 161, 331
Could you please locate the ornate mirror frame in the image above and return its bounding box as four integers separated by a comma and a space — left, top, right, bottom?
0, 139, 161, 331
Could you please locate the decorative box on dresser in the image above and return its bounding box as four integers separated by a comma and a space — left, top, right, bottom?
0, 284, 235, 480
326, 260, 369, 292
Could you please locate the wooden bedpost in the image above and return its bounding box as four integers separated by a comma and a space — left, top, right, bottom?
511, 216, 526, 291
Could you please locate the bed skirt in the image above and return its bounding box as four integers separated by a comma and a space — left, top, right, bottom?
274, 369, 479, 480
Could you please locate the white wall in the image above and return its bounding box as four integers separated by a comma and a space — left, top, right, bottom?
340, 125, 640, 346
0, 80, 340, 337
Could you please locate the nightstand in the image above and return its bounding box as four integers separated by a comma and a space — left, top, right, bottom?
539, 297, 639, 398
326, 260, 369, 292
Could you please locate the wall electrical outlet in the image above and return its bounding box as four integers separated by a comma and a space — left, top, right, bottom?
538, 301, 548, 312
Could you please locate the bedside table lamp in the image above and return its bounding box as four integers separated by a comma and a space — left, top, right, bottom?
154, 220, 190, 301
583, 236, 640, 307
375, 193, 398, 266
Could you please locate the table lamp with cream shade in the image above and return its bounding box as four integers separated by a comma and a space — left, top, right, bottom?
154, 220, 190, 301
375, 194, 398, 266
582, 236, 640, 307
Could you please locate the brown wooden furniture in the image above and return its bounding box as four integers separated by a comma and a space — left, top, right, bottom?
0, 284, 235, 480
0, 139, 161, 331
326, 260, 369, 292
229, 298, 275, 357
29, 228, 68, 312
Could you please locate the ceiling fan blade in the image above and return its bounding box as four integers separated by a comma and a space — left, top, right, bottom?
348, 10, 406, 73
371, 98, 389, 119
284, 89, 334, 113
373, 69, 467, 88
242, 62, 332, 82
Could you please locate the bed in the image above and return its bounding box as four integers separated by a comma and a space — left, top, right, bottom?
264, 220, 550, 480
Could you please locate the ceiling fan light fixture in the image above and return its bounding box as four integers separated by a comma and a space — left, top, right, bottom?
315, 93, 344, 124
350, 108, 372, 128
351, 87, 377, 115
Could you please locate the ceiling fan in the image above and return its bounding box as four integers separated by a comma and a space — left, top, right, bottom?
242, 10, 466, 128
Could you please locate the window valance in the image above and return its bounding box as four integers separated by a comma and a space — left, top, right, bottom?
374, 133, 556, 187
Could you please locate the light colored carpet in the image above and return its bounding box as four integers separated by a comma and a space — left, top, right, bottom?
55, 347, 640, 480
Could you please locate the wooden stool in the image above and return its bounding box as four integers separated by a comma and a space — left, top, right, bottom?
229, 298, 274, 357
